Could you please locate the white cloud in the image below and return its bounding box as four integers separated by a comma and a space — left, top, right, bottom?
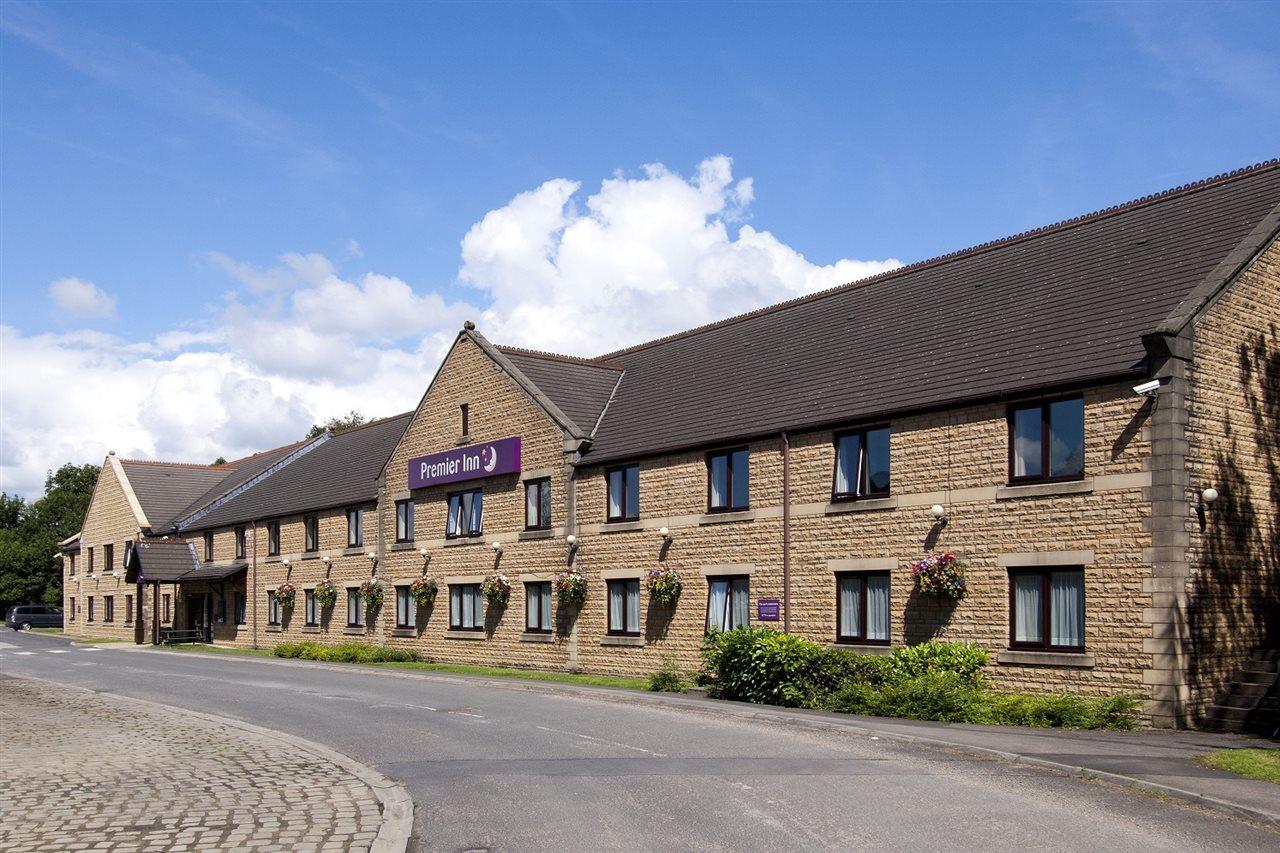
47, 276, 117, 318
4, 156, 899, 498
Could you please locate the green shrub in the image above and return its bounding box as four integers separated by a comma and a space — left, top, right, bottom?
272, 641, 418, 664
702, 628, 834, 707
830, 671, 983, 722
888, 641, 988, 686
648, 655, 686, 693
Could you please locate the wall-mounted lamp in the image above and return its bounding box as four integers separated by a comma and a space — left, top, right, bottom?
565, 534, 577, 546
1201, 487, 1219, 505
1195, 486, 1219, 531
491, 541, 503, 554
419, 548, 429, 558
281, 558, 290, 566
659, 527, 672, 540
930, 504, 948, 527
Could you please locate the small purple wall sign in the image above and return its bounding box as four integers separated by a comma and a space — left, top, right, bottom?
408, 436, 522, 489
757, 599, 781, 622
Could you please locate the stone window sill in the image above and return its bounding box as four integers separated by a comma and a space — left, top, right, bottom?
265, 625, 282, 633
518, 529, 554, 541
342, 626, 366, 636
444, 537, 485, 548
389, 542, 419, 552
601, 520, 644, 533
264, 556, 283, 564
828, 642, 893, 656
445, 630, 486, 641
301, 626, 321, 633
389, 628, 417, 638
341, 546, 367, 556
997, 650, 1095, 668
824, 497, 898, 515
698, 510, 755, 526
995, 479, 1094, 501
520, 631, 555, 643
601, 635, 644, 647
301, 553, 321, 561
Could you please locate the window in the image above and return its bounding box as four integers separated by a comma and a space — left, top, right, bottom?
706, 575, 749, 632
1009, 396, 1085, 484
346, 587, 364, 627
347, 508, 364, 548
204, 531, 214, 562
833, 427, 891, 500
88, 546, 94, 575
395, 500, 414, 543
123, 540, 134, 569
88, 596, 95, 622
525, 479, 552, 530
69, 554, 76, 576
449, 583, 483, 630
103, 596, 115, 623
526, 582, 553, 633
162, 593, 171, 623
606, 465, 640, 522
124, 594, 134, 625
304, 515, 319, 552
460, 402, 470, 438
266, 521, 280, 556
446, 489, 483, 538
104, 543, 114, 573
1010, 568, 1085, 651
267, 592, 280, 626
305, 590, 320, 626
234, 592, 246, 625
836, 573, 891, 644
707, 449, 750, 512
235, 527, 246, 559
607, 579, 641, 635
69, 597, 76, 621
395, 586, 415, 629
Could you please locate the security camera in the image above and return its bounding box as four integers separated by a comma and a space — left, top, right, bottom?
1133, 379, 1162, 397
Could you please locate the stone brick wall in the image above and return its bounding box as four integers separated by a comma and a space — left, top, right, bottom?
1183, 237, 1280, 719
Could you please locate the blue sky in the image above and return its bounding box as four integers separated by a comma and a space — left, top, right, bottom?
1, 0, 1277, 497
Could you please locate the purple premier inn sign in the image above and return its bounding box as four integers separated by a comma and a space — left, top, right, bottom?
408, 436, 522, 489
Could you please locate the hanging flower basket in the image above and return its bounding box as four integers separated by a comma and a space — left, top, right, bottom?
359, 579, 384, 611
554, 566, 587, 608
645, 565, 683, 606
911, 552, 967, 598
482, 571, 511, 608
313, 579, 338, 609
275, 582, 297, 611
409, 576, 438, 608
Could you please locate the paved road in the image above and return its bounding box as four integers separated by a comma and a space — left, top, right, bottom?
1, 631, 1276, 852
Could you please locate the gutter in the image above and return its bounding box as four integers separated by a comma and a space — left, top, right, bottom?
781, 430, 791, 632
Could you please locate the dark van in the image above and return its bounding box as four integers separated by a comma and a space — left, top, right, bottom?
5, 605, 64, 630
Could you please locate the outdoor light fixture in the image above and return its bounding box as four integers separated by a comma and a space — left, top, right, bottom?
930, 504, 948, 528
281, 558, 290, 566
659, 527, 671, 540
491, 541, 503, 553
419, 548, 429, 557
1202, 487, 1219, 505
566, 534, 577, 546
1195, 486, 1219, 531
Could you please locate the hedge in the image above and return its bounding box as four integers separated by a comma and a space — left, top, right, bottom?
273, 641, 420, 663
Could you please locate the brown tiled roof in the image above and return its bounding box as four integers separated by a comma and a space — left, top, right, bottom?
124, 537, 200, 583
185, 412, 413, 530
169, 437, 318, 527
575, 159, 1280, 465
118, 460, 239, 531
498, 347, 623, 436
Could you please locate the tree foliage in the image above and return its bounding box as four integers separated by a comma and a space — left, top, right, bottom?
306, 410, 368, 439
0, 463, 99, 609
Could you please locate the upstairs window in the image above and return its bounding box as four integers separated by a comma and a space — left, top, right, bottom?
347, 508, 363, 547
104, 543, 114, 573
88, 546, 94, 574
460, 403, 470, 438
606, 465, 640, 522
1010, 568, 1085, 651
266, 521, 280, 556
203, 532, 214, 562
833, 427, 891, 500
449, 583, 483, 631
304, 515, 319, 552
123, 540, 134, 569
395, 500, 414, 543
446, 489, 483, 539
235, 527, 246, 560
1009, 397, 1085, 484
707, 449, 750, 512
836, 572, 891, 644
706, 576, 749, 632
69, 554, 76, 576
525, 479, 552, 530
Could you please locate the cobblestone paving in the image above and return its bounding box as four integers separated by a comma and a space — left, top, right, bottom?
0, 678, 384, 852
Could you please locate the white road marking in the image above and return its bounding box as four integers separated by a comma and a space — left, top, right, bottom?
535, 725, 666, 756
80, 647, 103, 651
47, 650, 70, 654
14, 651, 35, 656
0, 641, 18, 650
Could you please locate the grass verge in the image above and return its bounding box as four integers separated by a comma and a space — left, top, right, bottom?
70, 636, 129, 644
157, 643, 274, 657
29, 627, 64, 635
1195, 748, 1280, 784
377, 660, 650, 690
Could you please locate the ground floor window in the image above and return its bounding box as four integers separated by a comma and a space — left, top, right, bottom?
103, 596, 115, 623
346, 587, 364, 627
607, 578, 641, 635
836, 572, 890, 644
124, 594, 134, 626
706, 575, 749, 633
305, 590, 320, 626
526, 581, 552, 633
163, 593, 172, 623
88, 597, 95, 622
1009, 567, 1085, 650
234, 592, 246, 625
395, 586, 415, 629
69, 597, 76, 621
450, 583, 483, 631
267, 592, 280, 626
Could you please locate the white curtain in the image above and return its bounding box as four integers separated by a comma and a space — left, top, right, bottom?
626, 581, 640, 631
838, 577, 860, 638
866, 575, 890, 641
468, 492, 483, 535
707, 579, 729, 631
731, 577, 750, 629
1013, 575, 1042, 643
450, 587, 460, 627
835, 435, 859, 495
710, 456, 727, 508
540, 585, 552, 629
608, 470, 622, 518
610, 582, 625, 632
1050, 571, 1084, 647
526, 486, 539, 528
1013, 408, 1041, 477
447, 495, 460, 537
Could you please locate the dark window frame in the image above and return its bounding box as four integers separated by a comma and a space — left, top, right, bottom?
203, 531, 214, 562
124, 594, 134, 626
449, 583, 484, 631
525, 581, 553, 633
304, 515, 319, 553
395, 499, 414, 543
606, 578, 641, 636
1007, 567, 1087, 652
705, 574, 750, 633
605, 464, 640, 523
445, 488, 484, 539
346, 587, 364, 627
234, 592, 247, 625
162, 593, 171, 623
266, 592, 279, 626
395, 585, 415, 629
123, 540, 134, 569
833, 571, 891, 645
1007, 395, 1086, 486
266, 521, 280, 556
524, 478, 552, 531
88, 596, 95, 622
346, 507, 364, 548
235, 527, 246, 560
103, 595, 115, 623
706, 448, 750, 513
304, 589, 320, 627
831, 425, 892, 502
69, 597, 76, 621
460, 402, 470, 438
103, 543, 114, 573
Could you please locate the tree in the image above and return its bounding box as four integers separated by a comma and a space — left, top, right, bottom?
212, 456, 227, 466
0, 463, 99, 610
306, 410, 368, 439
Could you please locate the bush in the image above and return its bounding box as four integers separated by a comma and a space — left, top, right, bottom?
888, 641, 988, 686
702, 628, 834, 707
273, 641, 419, 664
648, 655, 686, 693
830, 671, 981, 722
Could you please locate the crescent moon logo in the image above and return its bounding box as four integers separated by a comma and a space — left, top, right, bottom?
483, 446, 499, 473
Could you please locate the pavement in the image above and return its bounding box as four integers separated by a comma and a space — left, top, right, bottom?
1, 629, 1278, 852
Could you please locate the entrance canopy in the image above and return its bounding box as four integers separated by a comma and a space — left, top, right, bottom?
124, 538, 247, 584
